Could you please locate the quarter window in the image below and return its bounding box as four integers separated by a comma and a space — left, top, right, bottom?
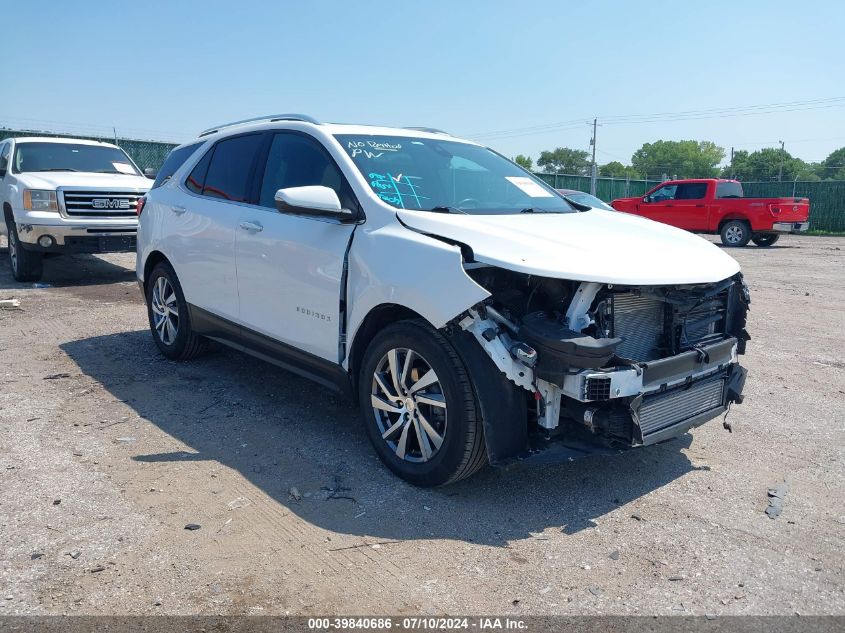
258, 133, 356, 210
198, 134, 263, 202
185, 148, 213, 195
152, 142, 203, 190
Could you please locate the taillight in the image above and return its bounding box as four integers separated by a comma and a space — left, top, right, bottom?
136, 196, 147, 216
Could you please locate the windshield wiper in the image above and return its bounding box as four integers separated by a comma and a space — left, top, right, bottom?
428, 206, 466, 214
34, 168, 79, 172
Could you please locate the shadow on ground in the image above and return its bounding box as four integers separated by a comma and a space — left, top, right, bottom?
61, 329, 701, 546
0, 244, 134, 291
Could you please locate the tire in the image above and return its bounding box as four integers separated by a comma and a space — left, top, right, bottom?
752, 233, 780, 247
4, 215, 43, 282
358, 320, 487, 487
720, 220, 751, 247
145, 261, 208, 360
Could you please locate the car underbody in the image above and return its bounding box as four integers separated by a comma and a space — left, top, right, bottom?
450, 265, 750, 464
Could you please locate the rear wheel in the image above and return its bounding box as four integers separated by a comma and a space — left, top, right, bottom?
4, 215, 43, 282
752, 233, 780, 247
358, 320, 486, 487
720, 220, 751, 247
145, 262, 207, 360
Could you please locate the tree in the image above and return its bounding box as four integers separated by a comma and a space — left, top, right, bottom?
599, 161, 640, 179
513, 154, 533, 170
819, 147, 845, 180
536, 147, 590, 175
631, 140, 725, 179
724, 147, 820, 182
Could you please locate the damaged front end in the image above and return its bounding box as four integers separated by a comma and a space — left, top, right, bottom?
454, 266, 750, 466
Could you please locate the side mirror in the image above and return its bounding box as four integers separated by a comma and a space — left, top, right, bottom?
642, 196, 650, 203
0, 158, 7, 178
144, 168, 157, 179
274, 186, 352, 219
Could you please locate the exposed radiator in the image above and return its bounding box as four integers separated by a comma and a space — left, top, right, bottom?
612, 293, 665, 361
637, 374, 726, 438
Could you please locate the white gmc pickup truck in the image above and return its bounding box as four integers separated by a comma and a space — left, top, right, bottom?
0, 136, 151, 281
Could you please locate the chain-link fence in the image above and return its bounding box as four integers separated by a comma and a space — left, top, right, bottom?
0, 128, 178, 172
2, 127, 842, 232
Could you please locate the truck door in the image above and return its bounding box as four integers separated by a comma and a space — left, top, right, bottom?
638, 183, 677, 224
668, 182, 709, 230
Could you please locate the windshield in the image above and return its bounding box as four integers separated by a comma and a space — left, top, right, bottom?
560, 191, 615, 211
13, 142, 140, 175
335, 134, 576, 214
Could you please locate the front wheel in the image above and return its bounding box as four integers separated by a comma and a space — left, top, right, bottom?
752, 233, 780, 247
145, 262, 208, 360
4, 216, 43, 282
720, 220, 751, 247
358, 320, 487, 487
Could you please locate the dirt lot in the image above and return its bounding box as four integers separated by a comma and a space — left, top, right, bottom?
0, 235, 843, 616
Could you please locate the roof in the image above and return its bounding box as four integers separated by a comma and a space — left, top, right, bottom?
5, 136, 119, 148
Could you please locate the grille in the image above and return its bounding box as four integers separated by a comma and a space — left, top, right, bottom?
612, 293, 665, 361
638, 374, 725, 437
585, 376, 611, 400
61, 190, 142, 218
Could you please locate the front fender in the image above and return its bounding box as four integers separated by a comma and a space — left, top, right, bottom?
345, 223, 489, 367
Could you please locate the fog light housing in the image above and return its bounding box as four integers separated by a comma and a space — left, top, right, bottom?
38, 235, 54, 248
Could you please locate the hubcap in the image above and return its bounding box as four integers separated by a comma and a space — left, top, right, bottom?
151, 276, 179, 345
371, 348, 447, 464
726, 226, 743, 244
8, 226, 18, 273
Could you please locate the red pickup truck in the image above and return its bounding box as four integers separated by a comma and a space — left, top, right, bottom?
611, 179, 810, 247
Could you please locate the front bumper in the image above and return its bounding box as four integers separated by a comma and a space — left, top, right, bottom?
15, 223, 137, 253
772, 221, 809, 233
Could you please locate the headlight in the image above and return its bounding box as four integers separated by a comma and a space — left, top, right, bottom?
23, 190, 58, 212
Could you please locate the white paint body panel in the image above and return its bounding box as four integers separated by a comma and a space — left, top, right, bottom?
397, 208, 740, 285
235, 207, 355, 361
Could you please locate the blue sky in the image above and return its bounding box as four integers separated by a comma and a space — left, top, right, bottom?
2, 0, 843, 166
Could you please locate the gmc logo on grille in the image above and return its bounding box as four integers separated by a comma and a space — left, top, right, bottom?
92, 198, 131, 210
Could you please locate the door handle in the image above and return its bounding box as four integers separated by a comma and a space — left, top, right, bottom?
239, 221, 263, 233
171, 205, 187, 215
695, 204, 705, 208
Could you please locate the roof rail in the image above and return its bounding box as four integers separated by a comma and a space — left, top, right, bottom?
403, 126, 450, 136
199, 113, 319, 138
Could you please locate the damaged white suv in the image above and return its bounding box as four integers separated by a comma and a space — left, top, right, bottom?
136, 115, 749, 486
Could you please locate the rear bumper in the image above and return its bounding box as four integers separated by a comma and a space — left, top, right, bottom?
772, 221, 809, 233
15, 223, 137, 253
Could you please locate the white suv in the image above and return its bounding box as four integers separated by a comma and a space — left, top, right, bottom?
1, 137, 150, 281
136, 114, 750, 486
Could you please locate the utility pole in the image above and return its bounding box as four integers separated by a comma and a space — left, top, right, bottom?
730, 146, 734, 179
778, 140, 785, 182
589, 118, 598, 195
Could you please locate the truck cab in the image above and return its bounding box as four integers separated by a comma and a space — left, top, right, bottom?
1, 136, 151, 281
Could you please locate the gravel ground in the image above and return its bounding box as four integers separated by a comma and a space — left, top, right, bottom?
0, 235, 843, 616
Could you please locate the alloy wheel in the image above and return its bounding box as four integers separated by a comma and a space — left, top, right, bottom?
151, 276, 179, 345
725, 225, 744, 244
370, 348, 447, 463
8, 225, 18, 274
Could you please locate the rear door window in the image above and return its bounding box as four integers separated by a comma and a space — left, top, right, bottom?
197, 134, 263, 202
674, 183, 708, 200
715, 181, 744, 198
152, 142, 203, 189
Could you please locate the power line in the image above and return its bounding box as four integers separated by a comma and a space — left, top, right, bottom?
466, 97, 845, 141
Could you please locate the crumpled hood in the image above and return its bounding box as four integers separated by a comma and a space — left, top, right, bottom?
14, 172, 151, 191
397, 208, 740, 285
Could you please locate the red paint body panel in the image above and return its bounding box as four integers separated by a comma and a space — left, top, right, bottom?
611, 179, 810, 233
